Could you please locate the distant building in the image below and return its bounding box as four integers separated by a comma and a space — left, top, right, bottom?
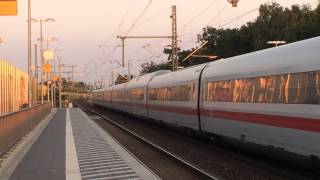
115, 74, 133, 85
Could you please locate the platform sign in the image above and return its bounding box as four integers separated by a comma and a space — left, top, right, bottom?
0, 0, 17, 16
43, 63, 52, 73
52, 75, 58, 81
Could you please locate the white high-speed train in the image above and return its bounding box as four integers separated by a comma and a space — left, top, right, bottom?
91, 37, 320, 167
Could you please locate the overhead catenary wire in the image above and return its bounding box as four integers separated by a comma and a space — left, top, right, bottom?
122, 0, 153, 36
181, 5, 259, 39
218, 7, 259, 28
94, 1, 262, 81
179, 0, 220, 37
180, 1, 230, 38
99, 0, 137, 47
132, 7, 171, 31
94, 0, 155, 78
88, 0, 138, 81
142, 44, 164, 61
118, 0, 137, 31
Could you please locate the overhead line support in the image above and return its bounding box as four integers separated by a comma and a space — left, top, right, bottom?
116, 35, 172, 79
171, 5, 178, 71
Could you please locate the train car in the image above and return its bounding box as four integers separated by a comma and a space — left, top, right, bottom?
90, 37, 320, 167
126, 70, 170, 117
147, 64, 207, 130
91, 89, 105, 107
101, 86, 113, 109
200, 37, 320, 161
111, 83, 129, 113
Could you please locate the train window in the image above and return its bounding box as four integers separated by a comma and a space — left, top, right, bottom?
129, 88, 144, 100
206, 71, 320, 104
112, 90, 127, 99
148, 83, 193, 101
104, 91, 112, 100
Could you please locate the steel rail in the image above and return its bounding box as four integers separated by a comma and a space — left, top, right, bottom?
80, 106, 217, 180
76, 101, 319, 180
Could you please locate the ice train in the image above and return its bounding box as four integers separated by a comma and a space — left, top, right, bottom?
91, 37, 320, 167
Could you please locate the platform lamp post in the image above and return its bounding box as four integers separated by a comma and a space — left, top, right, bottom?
38, 37, 58, 104
43, 38, 58, 105
52, 49, 60, 108
27, 0, 32, 107
31, 18, 56, 104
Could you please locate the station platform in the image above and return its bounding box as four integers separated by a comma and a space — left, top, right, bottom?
0, 108, 159, 180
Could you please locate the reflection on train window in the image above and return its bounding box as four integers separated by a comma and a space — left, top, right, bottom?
112, 90, 127, 99
148, 84, 193, 101
93, 92, 104, 100
104, 91, 112, 100
206, 71, 320, 104
129, 88, 144, 100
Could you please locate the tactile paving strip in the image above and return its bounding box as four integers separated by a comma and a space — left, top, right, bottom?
70, 109, 141, 180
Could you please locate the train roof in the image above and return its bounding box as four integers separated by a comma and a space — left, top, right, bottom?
102, 86, 113, 92
111, 70, 170, 90
112, 82, 127, 91
148, 63, 207, 88
202, 36, 320, 81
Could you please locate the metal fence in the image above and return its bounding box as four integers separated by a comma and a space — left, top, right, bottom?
0, 59, 45, 116
0, 103, 51, 157
0, 59, 29, 115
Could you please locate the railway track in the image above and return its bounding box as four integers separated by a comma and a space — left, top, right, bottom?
75, 101, 318, 180
76, 102, 217, 180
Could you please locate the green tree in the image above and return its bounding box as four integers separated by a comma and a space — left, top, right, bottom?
140, 2, 320, 74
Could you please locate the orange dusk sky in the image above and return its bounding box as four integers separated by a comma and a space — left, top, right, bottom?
0, 0, 318, 83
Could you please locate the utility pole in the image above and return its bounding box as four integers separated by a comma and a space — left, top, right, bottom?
53, 57, 56, 107
58, 58, 62, 108
116, 35, 171, 78
111, 71, 114, 86
171, 5, 178, 71
71, 66, 75, 81
116, 5, 177, 73
117, 36, 171, 67
120, 37, 125, 67
52, 64, 76, 94
31, 18, 56, 104
34, 44, 38, 103
40, 20, 44, 104
28, 0, 32, 107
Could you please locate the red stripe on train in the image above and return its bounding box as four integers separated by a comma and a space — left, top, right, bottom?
148, 104, 197, 115
200, 109, 320, 132
111, 101, 320, 133
148, 103, 320, 133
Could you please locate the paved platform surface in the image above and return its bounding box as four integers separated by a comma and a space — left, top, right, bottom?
7, 108, 159, 180
9, 109, 66, 180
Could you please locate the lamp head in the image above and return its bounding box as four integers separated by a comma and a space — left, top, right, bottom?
45, 18, 56, 22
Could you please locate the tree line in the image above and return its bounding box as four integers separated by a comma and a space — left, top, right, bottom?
140, 2, 320, 74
